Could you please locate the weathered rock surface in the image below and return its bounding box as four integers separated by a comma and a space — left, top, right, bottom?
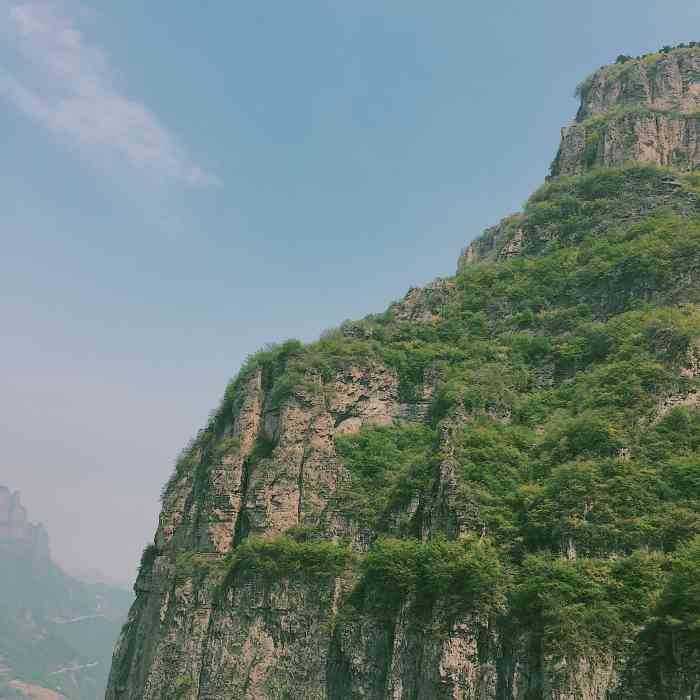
552, 48, 700, 176
555, 111, 700, 176
576, 50, 700, 121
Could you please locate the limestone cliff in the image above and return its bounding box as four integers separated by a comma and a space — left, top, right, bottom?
108, 48, 700, 700
552, 47, 700, 176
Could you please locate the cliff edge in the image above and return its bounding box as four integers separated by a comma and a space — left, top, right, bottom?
552, 46, 700, 176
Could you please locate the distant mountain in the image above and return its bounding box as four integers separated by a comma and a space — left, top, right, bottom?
0, 486, 132, 700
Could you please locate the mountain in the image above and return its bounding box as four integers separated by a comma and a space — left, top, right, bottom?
107, 46, 700, 699
0, 487, 132, 700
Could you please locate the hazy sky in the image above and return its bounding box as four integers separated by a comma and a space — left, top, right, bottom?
2, 0, 697, 587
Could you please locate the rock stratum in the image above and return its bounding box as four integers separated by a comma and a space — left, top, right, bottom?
108, 47, 700, 700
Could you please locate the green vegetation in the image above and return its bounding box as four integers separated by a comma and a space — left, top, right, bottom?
512, 551, 666, 656
173, 551, 225, 580
453, 420, 533, 542
614, 537, 700, 697
652, 535, 700, 645
138, 542, 160, 574
174, 674, 193, 698
577, 43, 700, 101
159, 164, 700, 686
333, 166, 699, 667
508, 165, 700, 259
334, 424, 437, 531
222, 536, 352, 586
357, 536, 504, 618
615, 42, 700, 65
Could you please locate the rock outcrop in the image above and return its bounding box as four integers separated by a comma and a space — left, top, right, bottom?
552, 48, 700, 176
107, 47, 700, 700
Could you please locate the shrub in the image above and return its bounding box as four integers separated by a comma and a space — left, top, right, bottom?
513, 556, 624, 655
224, 536, 352, 585
335, 425, 437, 530
138, 543, 160, 573
359, 535, 504, 617
174, 674, 193, 698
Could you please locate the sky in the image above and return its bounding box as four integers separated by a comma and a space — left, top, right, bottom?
1, 0, 698, 587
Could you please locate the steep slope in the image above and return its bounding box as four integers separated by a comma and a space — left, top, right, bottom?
108, 46, 700, 700
0, 487, 132, 700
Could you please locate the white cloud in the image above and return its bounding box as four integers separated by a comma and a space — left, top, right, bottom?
0, 1, 219, 186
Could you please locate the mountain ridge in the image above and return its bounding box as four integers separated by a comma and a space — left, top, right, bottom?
107, 48, 700, 700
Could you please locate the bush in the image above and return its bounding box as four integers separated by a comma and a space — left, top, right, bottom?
453, 420, 533, 541
174, 674, 193, 698
359, 535, 504, 617
139, 543, 160, 572
224, 536, 352, 584
620, 537, 700, 694
513, 556, 623, 655
335, 425, 437, 530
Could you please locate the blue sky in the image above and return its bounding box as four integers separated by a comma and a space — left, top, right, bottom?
1, 0, 697, 585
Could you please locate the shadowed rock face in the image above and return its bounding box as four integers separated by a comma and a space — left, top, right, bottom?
552, 48, 700, 176
107, 49, 700, 700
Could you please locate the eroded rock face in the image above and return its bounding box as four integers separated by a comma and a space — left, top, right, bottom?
107, 359, 440, 699
390, 279, 456, 323
555, 112, 700, 176
106, 352, 629, 700
552, 48, 700, 176
199, 574, 340, 699
457, 215, 524, 270
576, 50, 700, 121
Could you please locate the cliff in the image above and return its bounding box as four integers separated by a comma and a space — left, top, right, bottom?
552, 47, 700, 176
108, 47, 700, 700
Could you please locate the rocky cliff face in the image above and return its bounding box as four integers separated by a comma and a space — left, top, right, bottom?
108, 48, 700, 700
552, 48, 700, 176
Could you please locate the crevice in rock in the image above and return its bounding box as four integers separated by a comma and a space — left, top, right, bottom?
232, 456, 253, 548
297, 407, 322, 525
333, 406, 359, 428
297, 449, 307, 525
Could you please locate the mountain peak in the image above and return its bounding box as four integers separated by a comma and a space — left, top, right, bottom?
552, 45, 700, 176
0, 486, 49, 570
